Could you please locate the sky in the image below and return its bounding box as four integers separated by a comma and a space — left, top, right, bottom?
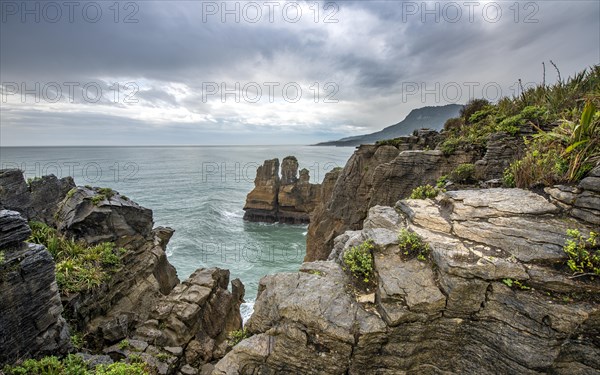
1, 0, 599, 146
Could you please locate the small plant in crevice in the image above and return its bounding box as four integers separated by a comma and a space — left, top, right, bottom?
343, 240, 375, 283
91, 194, 106, 206
563, 229, 599, 276
409, 184, 444, 200
502, 278, 531, 290
448, 163, 476, 184
227, 328, 251, 347
398, 229, 430, 262
118, 339, 130, 350
0, 251, 5, 265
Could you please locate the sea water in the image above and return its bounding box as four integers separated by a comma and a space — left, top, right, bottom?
0, 145, 355, 320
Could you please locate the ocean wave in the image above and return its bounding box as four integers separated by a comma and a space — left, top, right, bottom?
240, 300, 254, 324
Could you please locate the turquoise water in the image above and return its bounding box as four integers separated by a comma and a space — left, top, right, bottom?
0, 146, 354, 319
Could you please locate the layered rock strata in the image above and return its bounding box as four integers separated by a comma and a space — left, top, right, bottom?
243, 156, 320, 224
216, 188, 600, 375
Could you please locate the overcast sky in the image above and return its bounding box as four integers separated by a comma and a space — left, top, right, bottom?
1, 0, 598, 146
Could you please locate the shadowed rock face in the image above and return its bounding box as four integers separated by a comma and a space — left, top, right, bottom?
214, 189, 600, 375
0, 169, 75, 226
0, 210, 70, 363
243, 156, 321, 224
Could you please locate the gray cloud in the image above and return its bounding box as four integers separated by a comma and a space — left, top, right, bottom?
1, 0, 598, 145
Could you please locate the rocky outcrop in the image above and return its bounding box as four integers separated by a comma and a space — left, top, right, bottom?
474, 132, 526, 180
546, 165, 600, 225
52, 188, 180, 345
0, 210, 71, 363
133, 268, 244, 370
215, 188, 599, 375
0, 169, 75, 226
243, 157, 321, 224
56, 186, 153, 245
242, 159, 280, 223
306, 138, 481, 261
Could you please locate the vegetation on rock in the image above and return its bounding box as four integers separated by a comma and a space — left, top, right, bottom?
563, 229, 599, 276
409, 184, 444, 199
28, 221, 127, 294
227, 328, 251, 347
398, 229, 430, 261
439, 66, 599, 186
2, 355, 150, 375
343, 240, 375, 283
448, 163, 476, 184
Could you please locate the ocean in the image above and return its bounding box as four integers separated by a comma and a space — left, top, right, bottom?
0, 145, 355, 320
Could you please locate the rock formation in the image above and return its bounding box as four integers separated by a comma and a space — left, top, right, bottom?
0, 169, 244, 374
0, 169, 76, 226
545, 164, 600, 225
215, 188, 600, 374
306, 136, 481, 261
0, 210, 71, 363
243, 156, 320, 224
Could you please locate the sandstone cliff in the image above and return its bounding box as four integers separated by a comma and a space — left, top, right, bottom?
215, 188, 600, 374
243, 156, 320, 224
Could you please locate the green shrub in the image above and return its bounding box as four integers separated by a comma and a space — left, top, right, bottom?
448, 163, 476, 184
343, 240, 375, 282
443, 117, 464, 132
398, 229, 430, 261
227, 328, 251, 347
460, 99, 491, 123
436, 175, 448, 188
91, 194, 106, 206
95, 362, 149, 375
66, 188, 77, 199
502, 167, 516, 188
409, 184, 444, 199
0, 251, 4, 264
3, 355, 88, 375
563, 229, 599, 275
98, 188, 115, 199
118, 339, 129, 350
28, 222, 127, 294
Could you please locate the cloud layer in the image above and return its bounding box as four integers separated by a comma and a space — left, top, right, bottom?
1, 0, 599, 145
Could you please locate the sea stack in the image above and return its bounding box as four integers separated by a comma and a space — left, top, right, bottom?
243, 156, 321, 224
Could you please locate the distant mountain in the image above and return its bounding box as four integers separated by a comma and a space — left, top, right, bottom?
315, 104, 463, 146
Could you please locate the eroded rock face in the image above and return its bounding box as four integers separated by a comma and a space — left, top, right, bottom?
216, 189, 600, 375
306, 139, 481, 261
243, 157, 321, 224
0, 210, 70, 363
545, 165, 600, 225
0, 170, 76, 226
243, 159, 280, 223
133, 268, 244, 371
56, 186, 153, 245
